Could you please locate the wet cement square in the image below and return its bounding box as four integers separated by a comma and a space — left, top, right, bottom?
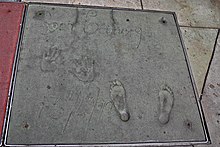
6, 3, 208, 146
0, 2, 24, 141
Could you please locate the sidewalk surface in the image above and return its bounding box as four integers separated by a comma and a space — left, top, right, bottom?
0, 2, 24, 142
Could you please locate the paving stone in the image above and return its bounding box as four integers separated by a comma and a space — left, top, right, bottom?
142, 0, 220, 28
5, 3, 208, 146
180, 27, 218, 95
0, 1, 25, 143
196, 31, 220, 147
22, 0, 142, 9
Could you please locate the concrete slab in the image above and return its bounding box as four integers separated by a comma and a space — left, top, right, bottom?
0, 1, 24, 143
196, 30, 220, 147
22, 0, 142, 9
142, 0, 220, 28
6, 4, 207, 146
180, 27, 218, 95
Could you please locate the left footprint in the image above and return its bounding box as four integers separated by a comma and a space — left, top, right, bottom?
110, 80, 130, 122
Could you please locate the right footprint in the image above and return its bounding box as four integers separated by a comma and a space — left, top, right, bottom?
158, 84, 174, 124
110, 80, 130, 122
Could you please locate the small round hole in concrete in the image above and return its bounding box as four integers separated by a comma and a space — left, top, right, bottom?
160, 17, 167, 24
22, 122, 30, 129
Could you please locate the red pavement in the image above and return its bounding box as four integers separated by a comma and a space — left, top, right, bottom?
0, 2, 24, 138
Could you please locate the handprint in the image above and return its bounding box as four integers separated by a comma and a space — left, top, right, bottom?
41, 46, 61, 72
69, 56, 95, 82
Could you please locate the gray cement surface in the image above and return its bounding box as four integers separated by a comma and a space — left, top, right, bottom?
6, 4, 207, 146
197, 31, 220, 147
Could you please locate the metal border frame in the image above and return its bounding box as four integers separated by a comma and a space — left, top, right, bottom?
4, 2, 210, 146
0, 2, 26, 146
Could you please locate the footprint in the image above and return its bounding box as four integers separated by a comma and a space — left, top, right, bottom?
110, 80, 130, 122
158, 84, 174, 124
41, 46, 61, 72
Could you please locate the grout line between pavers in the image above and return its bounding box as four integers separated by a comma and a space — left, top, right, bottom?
140, 0, 143, 10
